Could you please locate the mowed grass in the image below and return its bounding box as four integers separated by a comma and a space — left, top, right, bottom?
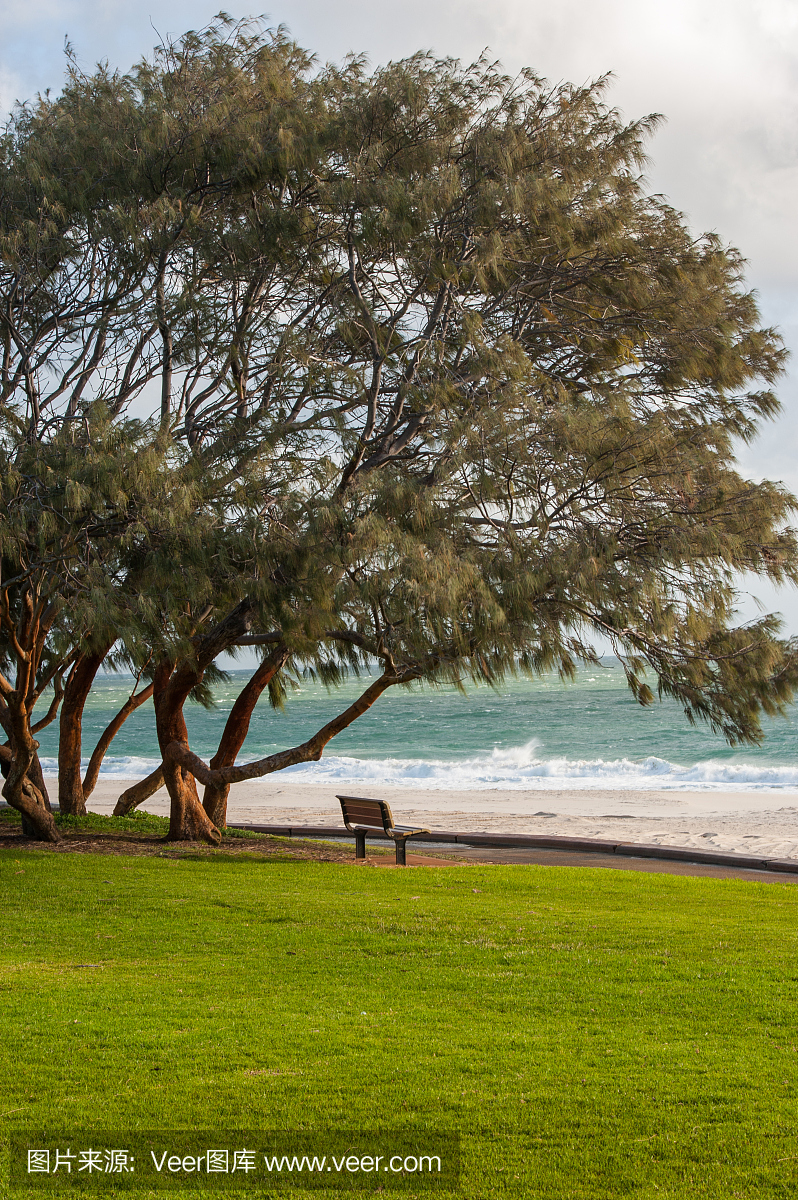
0, 807, 266, 840
2, 848, 798, 1198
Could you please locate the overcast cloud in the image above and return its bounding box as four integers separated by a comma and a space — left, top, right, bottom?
2, 0, 797, 625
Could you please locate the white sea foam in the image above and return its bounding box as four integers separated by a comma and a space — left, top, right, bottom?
39, 741, 798, 791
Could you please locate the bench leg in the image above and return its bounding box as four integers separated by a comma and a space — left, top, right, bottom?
395, 837, 407, 866
355, 831, 366, 859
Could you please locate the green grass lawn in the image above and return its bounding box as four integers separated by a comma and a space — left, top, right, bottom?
2, 844, 798, 1198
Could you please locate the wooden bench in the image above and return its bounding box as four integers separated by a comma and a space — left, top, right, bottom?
337, 795, 431, 866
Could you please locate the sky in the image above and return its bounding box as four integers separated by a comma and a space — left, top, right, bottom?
2, 0, 798, 627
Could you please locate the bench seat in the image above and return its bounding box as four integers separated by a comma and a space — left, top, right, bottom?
337, 795, 431, 866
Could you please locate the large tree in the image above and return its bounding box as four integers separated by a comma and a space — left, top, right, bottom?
160, 46, 798, 813
3, 21, 797, 841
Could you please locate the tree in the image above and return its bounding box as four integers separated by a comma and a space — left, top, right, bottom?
3, 21, 797, 842
140, 39, 798, 833
0, 18, 324, 835
0, 417, 184, 840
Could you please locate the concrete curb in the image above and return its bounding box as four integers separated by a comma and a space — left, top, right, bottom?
226, 823, 798, 876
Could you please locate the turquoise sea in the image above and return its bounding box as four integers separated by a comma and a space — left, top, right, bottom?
35, 660, 798, 791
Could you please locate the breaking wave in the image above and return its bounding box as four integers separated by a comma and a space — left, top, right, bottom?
39, 740, 798, 791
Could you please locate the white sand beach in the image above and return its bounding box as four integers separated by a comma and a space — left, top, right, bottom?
78, 779, 798, 861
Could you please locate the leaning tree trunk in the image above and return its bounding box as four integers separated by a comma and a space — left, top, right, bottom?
58, 647, 110, 815
60, 648, 157, 815
202, 647, 289, 828
166, 671, 407, 804
83, 681, 154, 800
113, 764, 164, 816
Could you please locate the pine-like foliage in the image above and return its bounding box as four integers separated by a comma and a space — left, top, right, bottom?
0, 18, 796, 839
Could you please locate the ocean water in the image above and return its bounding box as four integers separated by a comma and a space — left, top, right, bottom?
34, 660, 798, 790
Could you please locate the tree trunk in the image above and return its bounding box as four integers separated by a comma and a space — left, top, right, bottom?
83, 682, 154, 800
113, 764, 164, 816
166, 670, 406, 792
0, 743, 54, 836
27, 750, 51, 811
202, 648, 289, 828
2, 720, 60, 842
2, 745, 51, 809
201, 781, 230, 832
15, 782, 59, 840
154, 662, 221, 844
0, 586, 60, 840
150, 601, 257, 842
58, 648, 110, 815
166, 764, 221, 842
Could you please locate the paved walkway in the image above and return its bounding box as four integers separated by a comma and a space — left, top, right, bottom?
395, 844, 798, 881
236, 826, 798, 882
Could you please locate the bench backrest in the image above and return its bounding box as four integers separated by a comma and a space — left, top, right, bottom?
337, 795, 395, 834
